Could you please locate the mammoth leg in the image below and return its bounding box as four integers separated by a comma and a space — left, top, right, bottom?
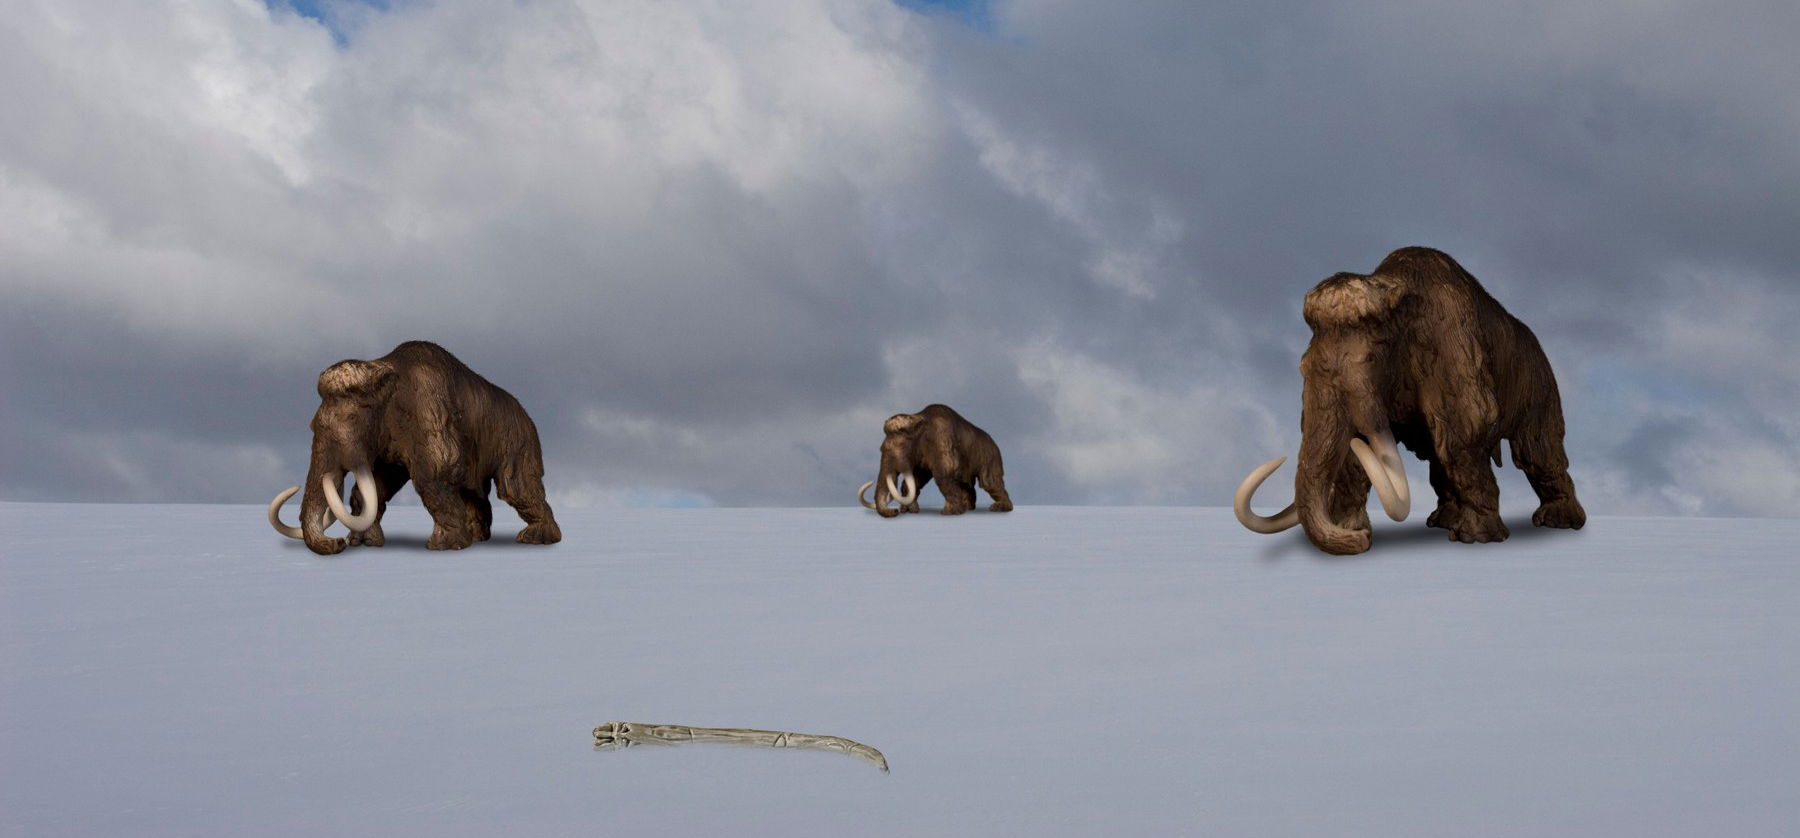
940, 479, 975, 515
448, 476, 491, 543
460, 479, 494, 542
417, 480, 479, 551
1424, 458, 1462, 530
980, 466, 1012, 512
1424, 388, 1506, 543
347, 462, 410, 547
407, 418, 479, 550
1436, 448, 1508, 544
499, 450, 561, 545
1511, 437, 1585, 530
478, 478, 494, 540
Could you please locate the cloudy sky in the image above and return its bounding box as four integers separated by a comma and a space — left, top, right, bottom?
2, 0, 1796, 515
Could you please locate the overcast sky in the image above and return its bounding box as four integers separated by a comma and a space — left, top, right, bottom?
3, 0, 1796, 515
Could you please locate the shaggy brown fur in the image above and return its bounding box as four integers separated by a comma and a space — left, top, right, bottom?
295, 340, 560, 555
872, 404, 1013, 517
1294, 247, 1583, 554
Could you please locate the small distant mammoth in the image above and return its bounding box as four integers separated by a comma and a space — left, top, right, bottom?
1235, 247, 1584, 555
267, 340, 561, 554
857, 404, 1013, 517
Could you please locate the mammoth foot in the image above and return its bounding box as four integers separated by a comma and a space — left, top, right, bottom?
1532, 498, 1586, 530
901, 502, 921, 514
517, 521, 562, 545
989, 499, 1013, 513
347, 523, 386, 547
1425, 503, 1459, 530
426, 526, 476, 551
1443, 508, 1509, 544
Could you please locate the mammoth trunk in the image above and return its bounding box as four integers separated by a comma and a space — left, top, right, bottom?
1292, 411, 1412, 555
1294, 414, 1373, 555
298, 463, 343, 555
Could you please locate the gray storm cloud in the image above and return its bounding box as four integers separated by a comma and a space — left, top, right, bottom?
2, 0, 1796, 516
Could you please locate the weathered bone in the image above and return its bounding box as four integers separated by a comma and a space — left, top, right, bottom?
592, 721, 889, 773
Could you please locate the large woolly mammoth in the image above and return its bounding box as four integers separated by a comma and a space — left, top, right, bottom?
267, 340, 561, 555
857, 404, 1013, 517
1236, 247, 1584, 555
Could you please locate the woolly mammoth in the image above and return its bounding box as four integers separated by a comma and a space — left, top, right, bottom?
857, 404, 1013, 517
267, 340, 561, 555
1235, 247, 1585, 555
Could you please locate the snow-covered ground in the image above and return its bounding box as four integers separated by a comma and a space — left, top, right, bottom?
2, 502, 1796, 836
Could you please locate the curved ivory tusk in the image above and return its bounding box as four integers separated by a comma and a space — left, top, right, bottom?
269, 485, 313, 539
1368, 428, 1410, 510
1350, 436, 1410, 522
1234, 456, 1299, 533
320, 467, 380, 532
858, 481, 877, 509
891, 472, 917, 505
269, 485, 337, 538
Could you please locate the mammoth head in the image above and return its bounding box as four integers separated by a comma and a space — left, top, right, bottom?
267, 358, 396, 554
1237, 272, 1414, 555
878, 412, 933, 482
857, 413, 925, 515
881, 412, 925, 456
310, 359, 396, 459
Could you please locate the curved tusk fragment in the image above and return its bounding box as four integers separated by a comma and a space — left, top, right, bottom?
593, 721, 888, 773
1234, 456, 1299, 533
858, 481, 877, 510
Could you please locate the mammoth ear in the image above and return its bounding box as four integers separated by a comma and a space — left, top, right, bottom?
882, 413, 924, 436
317, 359, 395, 398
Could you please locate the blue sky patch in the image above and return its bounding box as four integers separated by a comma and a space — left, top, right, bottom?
896, 0, 995, 33
265, 0, 388, 45
270, 1, 994, 44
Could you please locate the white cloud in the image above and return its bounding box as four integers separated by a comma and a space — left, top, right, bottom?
1014, 344, 1285, 504
955, 101, 1182, 299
